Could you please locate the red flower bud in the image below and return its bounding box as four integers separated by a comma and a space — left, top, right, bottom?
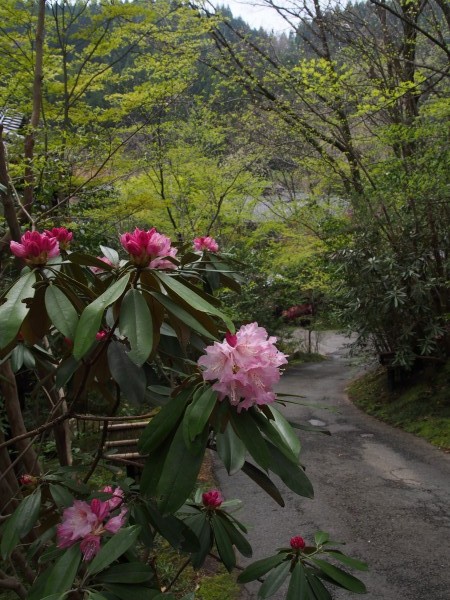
290, 536, 306, 550
96, 330, 108, 341
19, 474, 36, 486
202, 489, 224, 508
225, 332, 237, 348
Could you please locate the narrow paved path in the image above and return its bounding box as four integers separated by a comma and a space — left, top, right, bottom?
215, 333, 450, 599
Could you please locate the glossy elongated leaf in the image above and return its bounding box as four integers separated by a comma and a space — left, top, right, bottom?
323, 551, 368, 571
138, 389, 192, 454
40, 594, 71, 600
0, 270, 36, 348
309, 558, 367, 593
156, 272, 234, 331
215, 512, 252, 557
157, 422, 208, 514
120, 289, 153, 366
267, 442, 314, 498
258, 558, 291, 598
145, 502, 199, 552
45, 285, 78, 340
314, 531, 330, 546
107, 341, 146, 405
1, 488, 42, 558
55, 355, 80, 388
151, 292, 215, 339
230, 409, 271, 470
96, 562, 153, 584
87, 593, 109, 600
73, 274, 129, 359
69, 252, 114, 270
49, 484, 74, 508
250, 409, 299, 465
184, 386, 217, 443
87, 526, 141, 576
216, 422, 246, 475
238, 554, 287, 583
305, 573, 332, 600
265, 407, 301, 460
100, 245, 120, 265
184, 512, 212, 568
211, 513, 236, 571
43, 545, 81, 597
104, 584, 161, 600
140, 437, 171, 495
287, 562, 309, 600
10, 344, 24, 371
241, 462, 285, 507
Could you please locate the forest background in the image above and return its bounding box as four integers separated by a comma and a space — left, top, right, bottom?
1, 0, 449, 365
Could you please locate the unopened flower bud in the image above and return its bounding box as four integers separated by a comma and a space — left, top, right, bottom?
202, 489, 224, 508
290, 536, 306, 550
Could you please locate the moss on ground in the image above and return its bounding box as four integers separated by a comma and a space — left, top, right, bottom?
347, 361, 450, 450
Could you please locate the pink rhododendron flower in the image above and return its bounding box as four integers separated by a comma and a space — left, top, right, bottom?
10, 231, 60, 265
290, 536, 306, 550
102, 485, 125, 510
44, 227, 73, 250
120, 227, 177, 268
198, 322, 287, 411
193, 236, 219, 253
90, 256, 113, 274
57, 496, 128, 561
202, 489, 224, 508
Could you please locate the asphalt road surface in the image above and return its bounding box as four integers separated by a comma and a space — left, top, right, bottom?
215, 333, 450, 600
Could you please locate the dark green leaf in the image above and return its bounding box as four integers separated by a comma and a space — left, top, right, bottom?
104, 584, 161, 600
120, 289, 153, 366
314, 532, 329, 547
238, 554, 287, 583
267, 442, 314, 499
43, 545, 81, 596
49, 484, 74, 508
107, 341, 146, 404
211, 513, 236, 571
216, 422, 246, 475
138, 390, 191, 454
324, 551, 368, 571
157, 423, 208, 514
55, 355, 80, 388
184, 386, 217, 443
0, 271, 37, 348
145, 502, 199, 553
45, 285, 79, 340
230, 409, 271, 470
215, 512, 252, 558
250, 409, 299, 464
10, 344, 24, 371
287, 562, 310, 600
87, 593, 109, 600
309, 558, 367, 593
156, 272, 234, 331
258, 559, 291, 598
96, 562, 153, 584
241, 462, 285, 507
305, 573, 332, 600
265, 407, 301, 460
87, 526, 142, 576
73, 274, 129, 359
183, 512, 212, 568
1, 488, 42, 558
151, 292, 215, 339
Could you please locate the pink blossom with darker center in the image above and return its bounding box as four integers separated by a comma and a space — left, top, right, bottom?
193, 236, 219, 253
44, 227, 73, 250
120, 227, 177, 268
198, 322, 287, 411
102, 485, 125, 510
10, 231, 60, 265
57, 496, 128, 561
202, 489, 224, 508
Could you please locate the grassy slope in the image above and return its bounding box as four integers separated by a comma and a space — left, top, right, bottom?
347, 360, 450, 451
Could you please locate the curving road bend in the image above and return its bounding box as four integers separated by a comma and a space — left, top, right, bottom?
215, 333, 450, 599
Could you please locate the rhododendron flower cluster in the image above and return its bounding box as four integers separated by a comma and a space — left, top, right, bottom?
290, 535, 306, 550
198, 322, 287, 411
10, 230, 60, 265
57, 487, 127, 561
120, 227, 177, 269
193, 236, 219, 253
202, 489, 224, 508
44, 227, 73, 249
